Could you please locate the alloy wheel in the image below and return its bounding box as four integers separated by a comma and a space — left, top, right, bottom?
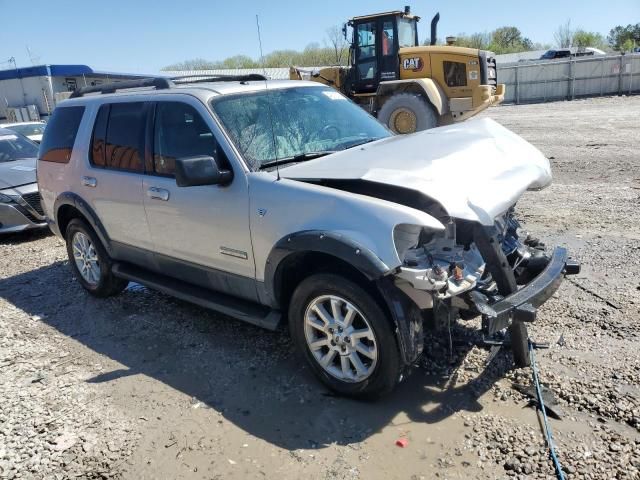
72, 232, 100, 286
303, 295, 378, 382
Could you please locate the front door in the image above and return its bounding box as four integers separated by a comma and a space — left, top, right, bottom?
141, 97, 258, 301
352, 16, 399, 93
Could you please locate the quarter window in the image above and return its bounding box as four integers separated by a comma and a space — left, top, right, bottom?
443, 61, 467, 87
152, 102, 218, 177
39, 106, 85, 163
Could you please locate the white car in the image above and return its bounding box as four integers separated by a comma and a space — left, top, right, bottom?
0, 121, 46, 143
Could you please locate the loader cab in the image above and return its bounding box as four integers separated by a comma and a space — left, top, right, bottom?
348, 9, 419, 94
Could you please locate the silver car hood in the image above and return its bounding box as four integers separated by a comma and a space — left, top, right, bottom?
282, 118, 552, 225
0, 158, 37, 190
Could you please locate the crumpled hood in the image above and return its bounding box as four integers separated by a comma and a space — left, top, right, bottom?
0, 158, 37, 190
282, 118, 551, 225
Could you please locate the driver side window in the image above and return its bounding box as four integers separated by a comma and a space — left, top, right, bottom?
152, 102, 219, 177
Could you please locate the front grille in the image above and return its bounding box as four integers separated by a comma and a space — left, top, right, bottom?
21, 192, 44, 216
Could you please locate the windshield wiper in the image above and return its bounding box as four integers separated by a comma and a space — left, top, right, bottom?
338, 137, 381, 150
258, 151, 336, 170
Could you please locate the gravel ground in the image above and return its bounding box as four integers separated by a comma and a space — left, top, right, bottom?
1, 95, 639, 479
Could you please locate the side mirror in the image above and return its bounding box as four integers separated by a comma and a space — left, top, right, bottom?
175, 155, 233, 187
342, 23, 347, 40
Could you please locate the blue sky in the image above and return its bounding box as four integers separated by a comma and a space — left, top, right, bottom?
1, 0, 638, 73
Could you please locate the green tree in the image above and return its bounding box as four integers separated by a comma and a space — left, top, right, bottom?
572, 30, 607, 49
621, 38, 635, 53
454, 32, 491, 49
488, 26, 532, 54
607, 24, 640, 51
218, 55, 259, 69
162, 58, 218, 71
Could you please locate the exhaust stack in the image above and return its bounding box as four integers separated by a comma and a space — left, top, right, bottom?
430, 12, 440, 46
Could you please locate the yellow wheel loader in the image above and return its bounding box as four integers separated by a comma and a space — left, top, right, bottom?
290, 7, 505, 134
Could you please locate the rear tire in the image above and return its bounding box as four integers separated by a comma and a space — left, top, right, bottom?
288, 273, 402, 399
65, 218, 128, 298
509, 321, 531, 367
377, 93, 438, 134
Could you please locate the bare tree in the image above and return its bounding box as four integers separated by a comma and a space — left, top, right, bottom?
325, 25, 348, 65
554, 20, 573, 48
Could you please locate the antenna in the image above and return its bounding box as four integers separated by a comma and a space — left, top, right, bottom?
26, 46, 40, 65
256, 14, 280, 181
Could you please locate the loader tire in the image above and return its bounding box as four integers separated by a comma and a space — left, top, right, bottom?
377, 93, 438, 134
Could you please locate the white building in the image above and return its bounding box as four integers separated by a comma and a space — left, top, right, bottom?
0, 64, 153, 120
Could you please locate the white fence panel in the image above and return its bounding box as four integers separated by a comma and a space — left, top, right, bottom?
498, 54, 640, 104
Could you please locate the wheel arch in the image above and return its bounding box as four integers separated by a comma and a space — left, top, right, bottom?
265, 231, 424, 365
54, 193, 112, 254
377, 78, 448, 115
264, 230, 392, 311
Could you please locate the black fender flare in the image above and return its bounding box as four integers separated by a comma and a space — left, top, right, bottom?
376, 276, 424, 365
53, 192, 112, 255
265, 230, 424, 365
264, 230, 390, 307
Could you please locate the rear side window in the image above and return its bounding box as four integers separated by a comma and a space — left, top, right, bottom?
443, 61, 467, 87
39, 106, 85, 163
90, 102, 145, 172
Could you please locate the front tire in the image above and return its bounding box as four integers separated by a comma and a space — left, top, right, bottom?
288, 273, 402, 399
377, 93, 438, 134
65, 218, 128, 298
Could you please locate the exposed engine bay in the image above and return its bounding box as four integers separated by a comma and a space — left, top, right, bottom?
393, 207, 555, 316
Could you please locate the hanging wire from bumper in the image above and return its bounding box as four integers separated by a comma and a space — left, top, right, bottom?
529, 340, 566, 480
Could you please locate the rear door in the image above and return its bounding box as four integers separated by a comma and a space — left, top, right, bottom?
82, 101, 155, 264
141, 97, 257, 301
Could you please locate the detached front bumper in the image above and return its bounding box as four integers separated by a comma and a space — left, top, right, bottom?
472, 246, 580, 335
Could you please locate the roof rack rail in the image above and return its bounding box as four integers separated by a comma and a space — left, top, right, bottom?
69, 77, 174, 98
171, 74, 267, 84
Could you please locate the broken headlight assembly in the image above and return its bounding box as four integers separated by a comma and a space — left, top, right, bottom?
393, 221, 486, 307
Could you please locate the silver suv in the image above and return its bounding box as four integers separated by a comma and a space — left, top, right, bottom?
38, 75, 579, 398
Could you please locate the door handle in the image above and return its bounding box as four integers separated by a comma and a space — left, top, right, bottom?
147, 187, 170, 201
82, 176, 97, 188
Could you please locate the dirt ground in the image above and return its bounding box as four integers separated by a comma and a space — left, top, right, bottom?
1, 96, 639, 480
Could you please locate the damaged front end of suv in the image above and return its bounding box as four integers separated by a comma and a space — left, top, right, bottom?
390, 208, 579, 366
282, 117, 580, 369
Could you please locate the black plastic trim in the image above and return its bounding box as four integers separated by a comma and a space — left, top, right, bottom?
483, 246, 569, 334
473, 224, 518, 295
70, 77, 173, 98
53, 192, 112, 254
112, 262, 280, 331
376, 276, 424, 365
264, 230, 391, 307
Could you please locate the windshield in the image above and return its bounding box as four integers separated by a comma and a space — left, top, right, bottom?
541, 50, 556, 59
398, 18, 417, 47
0, 134, 39, 163
7, 123, 45, 136
211, 86, 391, 170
